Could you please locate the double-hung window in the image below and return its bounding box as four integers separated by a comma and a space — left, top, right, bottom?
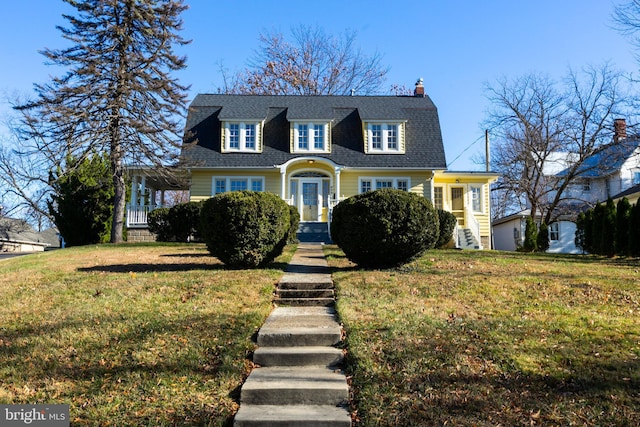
433, 187, 444, 209
549, 222, 559, 241
212, 177, 264, 195
366, 123, 404, 153
293, 122, 330, 153
470, 186, 483, 212
359, 177, 410, 193
224, 122, 260, 152
313, 124, 324, 150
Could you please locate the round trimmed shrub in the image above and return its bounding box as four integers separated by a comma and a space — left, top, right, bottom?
330, 189, 439, 268
200, 191, 290, 268
169, 201, 203, 242
287, 204, 300, 244
436, 209, 458, 248
148, 207, 172, 241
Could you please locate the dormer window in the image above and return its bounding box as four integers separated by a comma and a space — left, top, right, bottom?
292, 122, 330, 153
365, 122, 404, 154
223, 122, 261, 153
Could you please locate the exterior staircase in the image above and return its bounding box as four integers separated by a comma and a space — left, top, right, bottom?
234, 244, 350, 426
458, 228, 481, 250
297, 222, 332, 244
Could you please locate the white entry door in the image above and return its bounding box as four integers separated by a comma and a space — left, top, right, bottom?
301, 181, 320, 221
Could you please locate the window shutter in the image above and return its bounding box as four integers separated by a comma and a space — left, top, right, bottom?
221, 123, 228, 153
363, 123, 369, 153
325, 123, 331, 152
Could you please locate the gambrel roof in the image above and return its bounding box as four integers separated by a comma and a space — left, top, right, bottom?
180, 94, 447, 169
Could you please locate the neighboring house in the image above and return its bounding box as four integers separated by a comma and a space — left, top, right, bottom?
128, 80, 499, 248
492, 210, 582, 254
0, 217, 59, 252
493, 120, 640, 253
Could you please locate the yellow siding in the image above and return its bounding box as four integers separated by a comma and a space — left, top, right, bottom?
189, 169, 281, 202
338, 171, 432, 199
190, 170, 212, 200
432, 172, 498, 239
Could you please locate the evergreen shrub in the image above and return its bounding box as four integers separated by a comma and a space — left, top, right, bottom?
330, 189, 439, 268
169, 201, 203, 242
148, 207, 172, 241
200, 191, 290, 268
287, 204, 300, 244
436, 209, 458, 248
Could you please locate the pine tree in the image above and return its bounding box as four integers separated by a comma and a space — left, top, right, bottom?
630, 202, 640, 257
615, 197, 631, 256
48, 154, 114, 246
537, 221, 550, 252
16, 0, 189, 243
603, 198, 617, 257
523, 216, 538, 252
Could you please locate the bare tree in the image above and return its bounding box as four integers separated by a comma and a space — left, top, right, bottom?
485, 64, 631, 225
614, 0, 640, 55
225, 25, 388, 95
14, 0, 190, 243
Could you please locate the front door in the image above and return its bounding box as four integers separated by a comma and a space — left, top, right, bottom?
451, 187, 465, 226
302, 182, 320, 221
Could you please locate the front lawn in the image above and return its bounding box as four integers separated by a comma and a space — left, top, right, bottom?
327, 247, 640, 426
0, 244, 292, 426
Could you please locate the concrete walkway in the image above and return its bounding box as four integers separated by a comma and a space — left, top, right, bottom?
234, 244, 351, 426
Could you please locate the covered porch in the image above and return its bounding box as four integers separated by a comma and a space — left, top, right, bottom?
277, 157, 345, 223
126, 167, 189, 228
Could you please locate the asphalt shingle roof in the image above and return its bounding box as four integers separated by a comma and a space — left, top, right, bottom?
557, 138, 640, 178
180, 94, 447, 169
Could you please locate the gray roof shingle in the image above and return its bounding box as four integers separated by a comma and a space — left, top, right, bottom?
180, 94, 447, 169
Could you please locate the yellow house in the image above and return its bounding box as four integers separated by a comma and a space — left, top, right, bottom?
127, 81, 499, 248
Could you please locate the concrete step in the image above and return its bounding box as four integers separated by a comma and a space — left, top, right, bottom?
257, 326, 342, 347
279, 273, 334, 288
234, 404, 351, 427
276, 288, 335, 299
254, 346, 344, 367
240, 367, 349, 406
278, 280, 333, 290
275, 297, 335, 307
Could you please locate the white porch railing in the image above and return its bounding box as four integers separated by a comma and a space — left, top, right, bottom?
465, 207, 483, 249
126, 204, 170, 227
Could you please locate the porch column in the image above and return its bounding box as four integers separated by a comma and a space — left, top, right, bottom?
131, 177, 139, 207
138, 177, 147, 206
279, 166, 286, 200
334, 167, 342, 202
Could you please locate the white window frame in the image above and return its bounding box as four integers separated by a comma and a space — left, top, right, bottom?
549, 222, 559, 241
212, 176, 265, 195
358, 177, 411, 193
433, 186, 444, 210
224, 122, 261, 153
293, 122, 330, 153
366, 122, 404, 154
470, 185, 483, 213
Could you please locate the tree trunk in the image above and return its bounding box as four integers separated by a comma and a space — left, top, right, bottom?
111, 162, 126, 243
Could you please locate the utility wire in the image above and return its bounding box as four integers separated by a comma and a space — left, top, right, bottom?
448, 133, 486, 167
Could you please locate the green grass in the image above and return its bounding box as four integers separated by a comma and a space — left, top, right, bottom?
0, 243, 294, 426
327, 247, 640, 426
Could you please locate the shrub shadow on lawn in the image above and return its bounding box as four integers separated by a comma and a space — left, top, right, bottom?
78, 262, 228, 273
3, 310, 261, 426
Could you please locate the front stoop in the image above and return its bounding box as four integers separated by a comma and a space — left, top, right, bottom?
234, 405, 351, 427
234, 244, 351, 427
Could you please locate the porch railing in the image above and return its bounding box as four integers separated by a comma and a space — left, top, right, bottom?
465, 207, 483, 249
126, 204, 170, 227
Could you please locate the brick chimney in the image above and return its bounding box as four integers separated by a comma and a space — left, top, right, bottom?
614, 118, 627, 142
414, 78, 425, 97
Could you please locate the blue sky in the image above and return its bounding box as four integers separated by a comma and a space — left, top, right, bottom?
0, 0, 637, 170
